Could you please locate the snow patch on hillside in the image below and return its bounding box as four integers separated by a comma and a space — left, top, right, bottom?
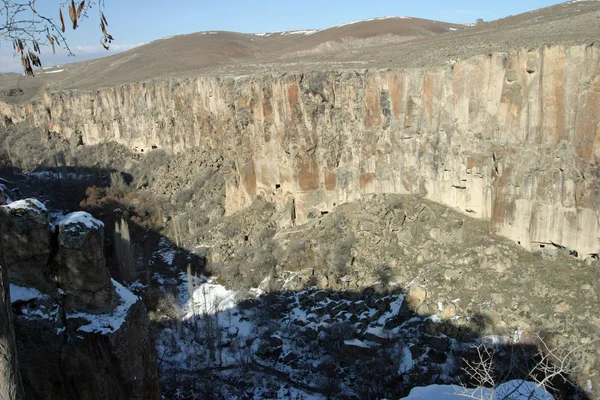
334, 16, 411, 28
255, 30, 317, 37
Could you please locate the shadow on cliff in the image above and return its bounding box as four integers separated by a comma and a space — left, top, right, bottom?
0, 164, 591, 400
0, 163, 133, 210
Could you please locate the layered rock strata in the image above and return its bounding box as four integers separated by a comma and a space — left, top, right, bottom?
1, 44, 599, 257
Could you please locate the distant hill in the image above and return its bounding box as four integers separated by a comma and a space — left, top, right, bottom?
0, 0, 599, 95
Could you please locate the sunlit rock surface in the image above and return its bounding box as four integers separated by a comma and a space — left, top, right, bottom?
1, 44, 599, 257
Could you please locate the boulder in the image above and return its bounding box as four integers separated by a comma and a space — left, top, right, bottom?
341, 339, 373, 364
256, 334, 283, 362
0, 199, 53, 292
56, 212, 114, 312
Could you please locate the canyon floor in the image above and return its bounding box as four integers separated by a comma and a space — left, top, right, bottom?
1, 124, 598, 399
1, 1, 600, 399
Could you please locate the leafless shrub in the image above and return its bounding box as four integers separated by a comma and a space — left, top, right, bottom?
109, 171, 127, 189
149, 291, 182, 323
456, 333, 597, 399
230, 336, 253, 372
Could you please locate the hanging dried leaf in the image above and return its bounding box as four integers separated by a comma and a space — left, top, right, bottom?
100, 40, 110, 51
59, 9, 66, 32
21, 54, 34, 76
100, 19, 107, 36
48, 35, 56, 54
101, 12, 108, 27
69, 1, 78, 29
77, 1, 85, 18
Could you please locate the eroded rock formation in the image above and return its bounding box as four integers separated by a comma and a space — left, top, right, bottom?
0, 199, 53, 292
0, 261, 23, 400
0, 202, 160, 400
1, 44, 599, 257
56, 212, 114, 312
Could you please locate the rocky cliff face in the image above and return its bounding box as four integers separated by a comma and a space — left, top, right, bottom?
0, 254, 23, 400
1, 44, 599, 257
0, 201, 160, 400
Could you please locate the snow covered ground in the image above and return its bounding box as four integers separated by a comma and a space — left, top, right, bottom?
150, 257, 556, 399
402, 380, 554, 399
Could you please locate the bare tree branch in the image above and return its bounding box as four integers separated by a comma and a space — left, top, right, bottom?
454, 333, 598, 400
0, 0, 113, 75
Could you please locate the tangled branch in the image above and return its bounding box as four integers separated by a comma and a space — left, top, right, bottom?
455, 333, 597, 400
0, 0, 113, 75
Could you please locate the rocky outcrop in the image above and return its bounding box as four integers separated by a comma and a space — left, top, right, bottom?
0, 199, 54, 292
1, 44, 599, 257
12, 281, 160, 400
0, 263, 23, 400
0, 201, 160, 400
56, 212, 114, 312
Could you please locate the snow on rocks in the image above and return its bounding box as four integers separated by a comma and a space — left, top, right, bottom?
10, 284, 58, 321
10, 284, 48, 302
3, 198, 47, 214
153, 273, 567, 398
58, 211, 104, 231
343, 338, 372, 348
67, 279, 139, 334
0, 198, 53, 291
401, 380, 554, 399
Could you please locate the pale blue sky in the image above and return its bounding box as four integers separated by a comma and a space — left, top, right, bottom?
1, 0, 564, 72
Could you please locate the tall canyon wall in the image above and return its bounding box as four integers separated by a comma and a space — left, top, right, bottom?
1, 44, 599, 257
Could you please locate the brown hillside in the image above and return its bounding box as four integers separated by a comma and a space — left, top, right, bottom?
1, 1, 599, 96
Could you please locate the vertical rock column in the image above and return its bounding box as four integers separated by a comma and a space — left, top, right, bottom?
0, 192, 24, 400
0, 199, 53, 293
0, 259, 23, 400
56, 211, 115, 312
